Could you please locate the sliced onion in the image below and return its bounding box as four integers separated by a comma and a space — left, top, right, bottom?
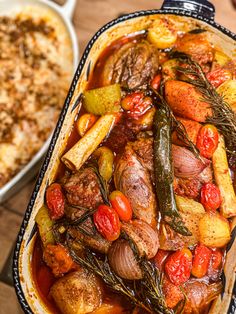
122, 219, 159, 259
108, 239, 142, 280
172, 145, 209, 179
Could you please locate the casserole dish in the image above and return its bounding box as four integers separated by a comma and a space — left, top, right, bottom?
0, 0, 78, 203
13, 0, 236, 313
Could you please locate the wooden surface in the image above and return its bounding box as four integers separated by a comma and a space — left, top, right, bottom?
0, 0, 236, 313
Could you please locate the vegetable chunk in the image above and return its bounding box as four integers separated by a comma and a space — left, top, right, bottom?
35, 206, 54, 247
165, 80, 212, 122
62, 114, 116, 171
199, 212, 230, 248
83, 84, 121, 115
212, 135, 236, 218
50, 269, 102, 314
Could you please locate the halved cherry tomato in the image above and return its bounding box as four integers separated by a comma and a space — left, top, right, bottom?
200, 182, 222, 211
196, 124, 219, 159
109, 191, 132, 222
206, 68, 231, 88
46, 183, 65, 220
192, 244, 212, 278
153, 249, 170, 270
121, 92, 152, 119
164, 248, 192, 286
93, 205, 120, 241
151, 74, 162, 90
211, 249, 223, 270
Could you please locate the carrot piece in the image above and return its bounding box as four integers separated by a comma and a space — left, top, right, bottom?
165, 80, 212, 122
43, 244, 77, 277
172, 117, 202, 146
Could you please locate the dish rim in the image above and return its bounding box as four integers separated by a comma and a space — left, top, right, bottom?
13, 7, 236, 314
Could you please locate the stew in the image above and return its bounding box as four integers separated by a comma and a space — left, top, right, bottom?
32, 16, 236, 314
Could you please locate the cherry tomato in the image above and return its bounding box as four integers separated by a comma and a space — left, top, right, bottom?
206, 69, 231, 88
93, 205, 120, 241
200, 182, 222, 211
196, 124, 219, 158
151, 74, 162, 90
191, 244, 212, 278
211, 249, 223, 270
109, 191, 132, 222
46, 183, 65, 220
153, 249, 170, 270
164, 248, 192, 286
121, 92, 152, 119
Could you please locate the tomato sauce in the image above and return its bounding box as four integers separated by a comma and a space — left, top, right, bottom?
32, 237, 60, 314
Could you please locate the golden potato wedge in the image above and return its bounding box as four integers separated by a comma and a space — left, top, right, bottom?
199, 212, 231, 248
50, 269, 102, 314
147, 18, 177, 49
217, 79, 236, 112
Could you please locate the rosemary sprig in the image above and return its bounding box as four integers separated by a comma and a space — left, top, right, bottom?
53, 207, 97, 239
150, 86, 202, 161
69, 247, 152, 313
87, 161, 110, 205
171, 51, 236, 156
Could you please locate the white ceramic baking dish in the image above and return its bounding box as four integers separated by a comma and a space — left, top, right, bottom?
0, 0, 79, 203
13, 0, 236, 313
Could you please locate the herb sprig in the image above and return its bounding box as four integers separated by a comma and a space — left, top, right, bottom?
172, 51, 236, 156
69, 246, 174, 314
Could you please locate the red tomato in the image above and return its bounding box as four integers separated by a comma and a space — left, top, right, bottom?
93, 205, 120, 241
121, 92, 152, 119
109, 191, 132, 222
196, 124, 219, 158
211, 249, 223, 270
153, 250, 170, 270
151, 74, 162, 90
46, 183, 65, 220
191, 244, 212, 278
206, 69, 231, 88
165, 248, 192, 286
200, 182, 222, 211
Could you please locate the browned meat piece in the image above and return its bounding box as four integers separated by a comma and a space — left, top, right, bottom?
162, 276, 222, 313
129, 137, 154, 173
64, 204, 111, 253
175, 32, 214, 68
114, 143, 158, 228
63, 168, 103, 209
68, 227, 111, 254
174, 177, 202, 199
174, 165, 213, 199
162, 276, 184, 309
101, 40, 159, 89
183, 280, 222, 314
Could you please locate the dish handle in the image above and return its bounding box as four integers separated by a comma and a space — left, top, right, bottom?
161, 0, 215, 20
60, 0, 77, 20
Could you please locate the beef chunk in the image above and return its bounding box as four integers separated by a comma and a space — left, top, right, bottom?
63, 168, 103, 209
101, 40, 159, 90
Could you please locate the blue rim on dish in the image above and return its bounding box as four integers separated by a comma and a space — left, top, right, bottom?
13, 1, 236, 313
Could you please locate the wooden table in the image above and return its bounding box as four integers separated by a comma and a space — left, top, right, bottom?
0, 0, 236, 313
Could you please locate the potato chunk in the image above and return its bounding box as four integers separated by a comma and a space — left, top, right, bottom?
50, 269, 102, 314
199, 212, 231, 248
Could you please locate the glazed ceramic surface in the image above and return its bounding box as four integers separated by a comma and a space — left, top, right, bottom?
13, 1, 236, 313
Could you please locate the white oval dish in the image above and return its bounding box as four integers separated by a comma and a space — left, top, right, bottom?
0, 0, 79, 203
